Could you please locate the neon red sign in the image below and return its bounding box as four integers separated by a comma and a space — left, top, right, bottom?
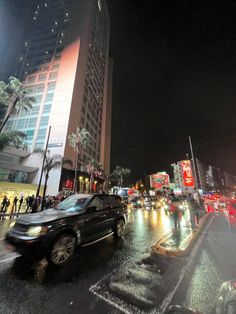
150, 173, 170, 189
181, 160, 194, 187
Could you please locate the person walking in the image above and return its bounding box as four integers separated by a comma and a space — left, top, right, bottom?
187, 193, 199, 229
13, 196, 18, 213
31, 197, 39, 213
28, 195, 35, 212
1, 196, 8, 212
169, 197, 181, 229
18, 196, 24, 212
0, 196, 8, 220
3, 198, 10, 219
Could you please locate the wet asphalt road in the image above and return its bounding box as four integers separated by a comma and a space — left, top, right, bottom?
0, 209, 177, 314
172, 213, 236, 314
1, 211, 231, 314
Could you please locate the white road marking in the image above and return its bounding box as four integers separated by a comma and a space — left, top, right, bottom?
89, 216, 214, 314
89, 260, 133, 314
91, 289, 132, 314
158, 215, 215, 314
0, 255, 19, 264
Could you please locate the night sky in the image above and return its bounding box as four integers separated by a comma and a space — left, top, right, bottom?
108, 0, 236, 181
1, 0, 236, 182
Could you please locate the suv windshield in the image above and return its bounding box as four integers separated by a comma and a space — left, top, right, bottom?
56, 194, 92, 212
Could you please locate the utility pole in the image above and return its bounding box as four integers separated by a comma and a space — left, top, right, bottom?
36, 125, 52, 197
189, 136, 199, 191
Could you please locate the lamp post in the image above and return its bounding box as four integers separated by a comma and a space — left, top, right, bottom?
36, 125, 51, 197
189, 136, 199, 191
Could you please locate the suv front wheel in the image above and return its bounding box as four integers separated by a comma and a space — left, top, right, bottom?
47, 234, 76, 266
114, 219, 125, 238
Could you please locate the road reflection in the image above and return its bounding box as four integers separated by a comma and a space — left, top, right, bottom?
9, 208, 191, 285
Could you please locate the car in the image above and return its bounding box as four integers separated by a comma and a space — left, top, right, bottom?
143, 196, 157, 210
4, 193, 128, 266
224, 200, 236, 227
117, 188, 140, 202
130, 196, 142, 209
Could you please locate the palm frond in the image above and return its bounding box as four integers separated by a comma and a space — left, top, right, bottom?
0, 131, 26, 151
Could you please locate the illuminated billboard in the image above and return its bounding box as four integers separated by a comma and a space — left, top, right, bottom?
180, 160, 194, 187
150, 172, 170, 189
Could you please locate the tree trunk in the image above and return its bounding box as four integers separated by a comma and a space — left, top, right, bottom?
0, 113, 10, 133
41, 173, 49, 211
90, 172, 94, 193
120, 176, 123, 188
73, 151, 79, 192
0, 98, 19, 133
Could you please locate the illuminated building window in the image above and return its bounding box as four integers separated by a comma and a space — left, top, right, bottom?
49, 72, 58, 80
38, 73, 47, 82
45, 93, 54, 101
51, 64, 60, 70
28, 118, 37, 128
28, 75, 36, 83
47, 82, 56, 91
43, 103, 52, 114
39, 116, 49, 127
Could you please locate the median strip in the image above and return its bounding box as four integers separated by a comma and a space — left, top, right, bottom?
152, 213, 211, 257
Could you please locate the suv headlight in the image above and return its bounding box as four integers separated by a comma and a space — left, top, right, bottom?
27, 226, 48, 238
9, 221, 16, 229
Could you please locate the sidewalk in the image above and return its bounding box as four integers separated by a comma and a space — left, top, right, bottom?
0, 220, 14, 239
152, 212, 210, 257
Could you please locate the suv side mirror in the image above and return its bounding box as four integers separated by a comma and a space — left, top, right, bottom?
86, 206, 97, 213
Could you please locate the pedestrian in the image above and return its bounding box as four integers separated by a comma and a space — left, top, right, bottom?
13, 196, 18, 212
1, 196, 8, 212
4, 198, 10, 218
18, 196, 24, 212
169, 197, 181, 229
32, 197, 39, 213
187, 193, 199, 229
28, 194, 35, 211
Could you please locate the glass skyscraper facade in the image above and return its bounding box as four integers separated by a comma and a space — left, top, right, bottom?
1, 0, 112, 195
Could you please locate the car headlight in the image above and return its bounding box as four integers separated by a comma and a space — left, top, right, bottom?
152, 202, 155, 205
9, 221, 16, 229
179, 205, 184, 209
137, 201, 141, 204
26, 226, 48, 238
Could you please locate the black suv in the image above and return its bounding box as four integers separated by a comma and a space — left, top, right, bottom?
4, 193, 128, 266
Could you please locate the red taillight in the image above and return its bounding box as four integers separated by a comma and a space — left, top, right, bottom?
128, 189, 134, 195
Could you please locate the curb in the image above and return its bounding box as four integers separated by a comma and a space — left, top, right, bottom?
152, 213, 211, 257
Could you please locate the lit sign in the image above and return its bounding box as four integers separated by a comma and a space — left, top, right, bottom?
181, 160, 194, 187
48, 143, 63, 148
150, 173, 170, 189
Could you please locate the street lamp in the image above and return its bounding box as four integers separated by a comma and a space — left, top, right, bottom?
36, 125, 51, 197
189, 136, 199, 191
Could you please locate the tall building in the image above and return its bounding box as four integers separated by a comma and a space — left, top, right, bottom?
1, 0, 112, 195
195, 158, 207, 191
172, 160, 195, 193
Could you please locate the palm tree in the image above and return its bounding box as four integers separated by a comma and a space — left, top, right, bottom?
68, 127, 91, 192
0, 76, 35, 132
111, 166, 131, 187
86, 159, 104, 193
35, 149, 72, 210
0, 131, 26, 151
